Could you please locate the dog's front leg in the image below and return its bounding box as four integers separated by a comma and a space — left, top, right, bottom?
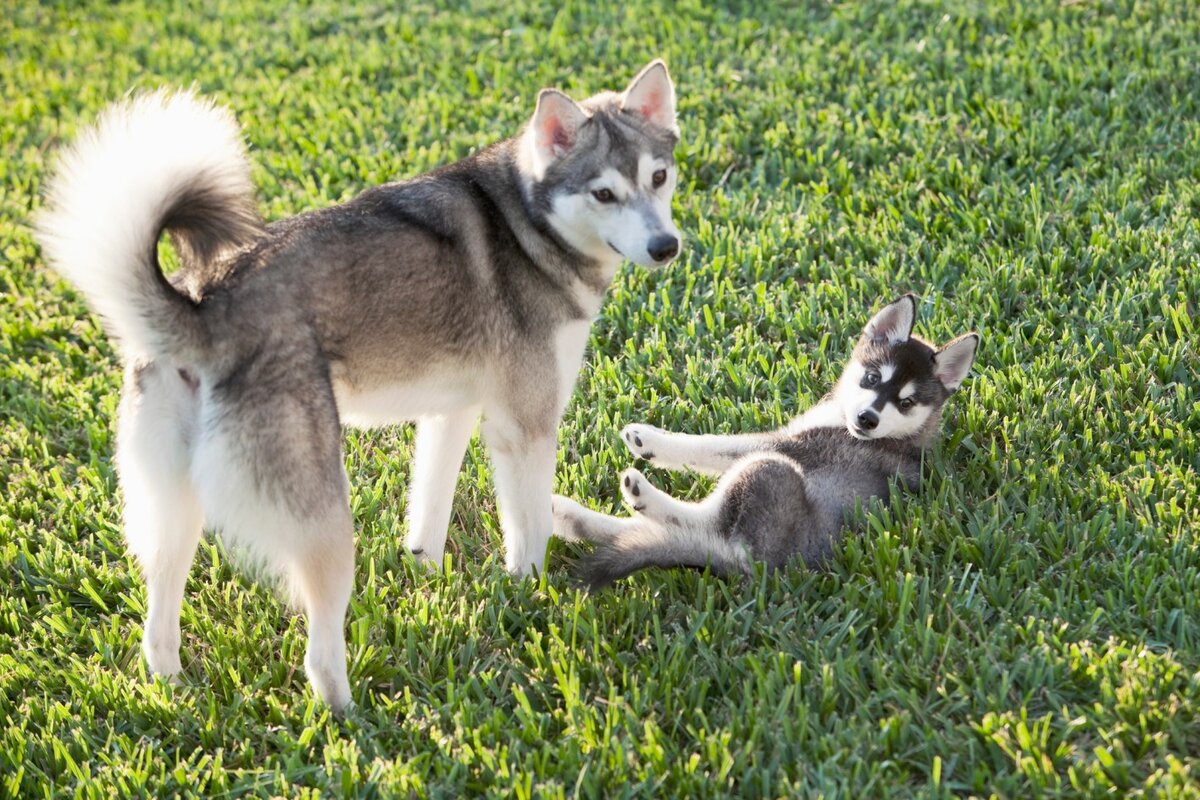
620, 424, 775, 476
483, 417, 556, 576
406, 406, 480, 569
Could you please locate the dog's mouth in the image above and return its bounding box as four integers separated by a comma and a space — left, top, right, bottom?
608, 240, 680, 270
848, 422, 873, 440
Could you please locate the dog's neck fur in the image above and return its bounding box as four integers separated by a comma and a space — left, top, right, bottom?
471, 138, 621, 313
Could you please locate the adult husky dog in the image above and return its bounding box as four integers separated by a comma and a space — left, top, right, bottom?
37, 61, 681, 710
553, 295, 979, 588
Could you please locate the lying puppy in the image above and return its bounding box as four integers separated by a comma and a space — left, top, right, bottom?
553, 295, 979, 587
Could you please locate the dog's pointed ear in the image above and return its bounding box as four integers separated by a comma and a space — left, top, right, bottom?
620, 60, 678, 136
862, 294, 917, 345
934, 333, 980, 390
527, 89, 588, 178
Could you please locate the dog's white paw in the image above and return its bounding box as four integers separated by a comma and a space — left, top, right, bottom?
406, 543, 444, 572
306, 649, 352, 715
621, 424, 665, 462
619, 468, 651, 512
144, 634, 183, 682
619, 467, 682, 521
148, 668, 185, 688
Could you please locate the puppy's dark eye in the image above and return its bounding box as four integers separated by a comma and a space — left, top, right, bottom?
592, 188, 616, 203
652, 168, 668, 187
898, 397, 915, 410
864, 371, 880, 386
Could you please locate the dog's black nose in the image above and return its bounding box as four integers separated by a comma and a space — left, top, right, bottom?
857, 410, 879, 430
647, 234, 679, 263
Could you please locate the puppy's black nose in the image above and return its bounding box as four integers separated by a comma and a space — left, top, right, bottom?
857, 410, 879, 430
647, 234, 679, 263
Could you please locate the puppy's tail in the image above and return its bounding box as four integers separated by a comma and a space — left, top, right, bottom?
37, 90, 261, 361
579, 522, 749, 590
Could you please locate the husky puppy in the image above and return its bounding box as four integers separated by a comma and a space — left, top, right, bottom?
36, 62, 681, 710
552, 295, 979, 588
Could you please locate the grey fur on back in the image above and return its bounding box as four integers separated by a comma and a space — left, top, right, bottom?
183, 124, 665, 393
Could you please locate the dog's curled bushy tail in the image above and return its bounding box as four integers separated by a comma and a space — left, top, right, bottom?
37, 90, 260, 360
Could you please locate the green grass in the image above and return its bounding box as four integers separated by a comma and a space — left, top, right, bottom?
3, 0, 1199, 796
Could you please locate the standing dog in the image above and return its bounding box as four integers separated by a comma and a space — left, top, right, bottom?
553, 295, 979, 588
37, 61, 681, 710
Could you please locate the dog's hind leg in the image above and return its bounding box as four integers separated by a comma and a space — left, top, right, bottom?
577, 512, 750, 589
722, 456, 829, 570
405, 406, 479, 569
116, 359, 203, 680
618, 467, 716, 529
289, 508, 354, 712
194, 363, 355, 712
551, 495, 638, 543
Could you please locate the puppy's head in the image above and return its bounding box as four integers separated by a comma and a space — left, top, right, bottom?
832, 295, 979, 441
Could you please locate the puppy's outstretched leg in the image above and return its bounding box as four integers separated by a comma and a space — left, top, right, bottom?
577, 510, 748, 589
618, 467, 713, 529
620, 424, 774, 476
562, 469, 752, 589
551, 495, 638, 543
553, 469, 715, 544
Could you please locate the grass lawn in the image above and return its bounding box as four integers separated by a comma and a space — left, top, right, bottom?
3, 0, 1199, 796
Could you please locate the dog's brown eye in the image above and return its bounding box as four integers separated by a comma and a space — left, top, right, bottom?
899, 397, 915, 410
652, 168, 667, 187
864, 371, 880, 386
592, 188, 616, 203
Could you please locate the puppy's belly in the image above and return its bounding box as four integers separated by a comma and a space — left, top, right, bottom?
333, 375, 481, 428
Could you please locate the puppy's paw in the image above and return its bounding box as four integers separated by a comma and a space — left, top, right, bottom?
551, 494, 585, 542
621, 424, 664, 462
620, 468, 649, 512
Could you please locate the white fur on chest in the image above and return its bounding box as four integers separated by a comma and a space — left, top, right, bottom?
787, 401, 846, 434
554, 320, 593, 409
569, 280, 608, 319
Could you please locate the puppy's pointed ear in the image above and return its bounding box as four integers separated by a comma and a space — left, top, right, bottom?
526, 89, 588, 178
862, 294, 917, 345
934, 333, 980, 390
620, 60, 678, 136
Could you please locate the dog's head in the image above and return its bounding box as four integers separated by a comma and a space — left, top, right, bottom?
831, 295, 980, 441
519, 60, 682, 269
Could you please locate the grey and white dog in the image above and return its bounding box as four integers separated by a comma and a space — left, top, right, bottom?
552, 295, 979, 588
36, 61, 681, 710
